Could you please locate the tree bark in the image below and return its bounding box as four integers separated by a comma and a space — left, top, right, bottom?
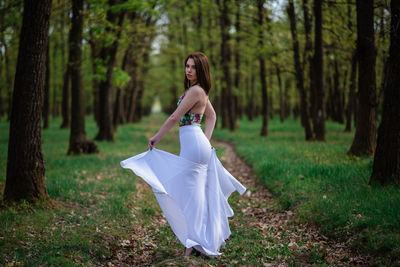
42, 38, 50, 129
67, 0, 98, 155
369, 1, 400, 185
348, 0, 377, 156
217, 0, 237, 131
51, 36, 58, 118
333, 58, 344, 123
313, 0, 326, 141
247, 67, 255, 121
5, 45, 13, 121
276, 64, 284, 122
95, 1, 125, 141
4, 0, 52, 202
88, 35, 101, 126
302, 0, 316, 135
345, 51, 357, 131
287, 0, 313, 140
257, 0, 268, 136
60, 7, 70, 129
113, 48, 129, 130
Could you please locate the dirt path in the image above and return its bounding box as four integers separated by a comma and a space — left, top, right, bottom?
213, 140, 372, 266
107, 140, 373, 266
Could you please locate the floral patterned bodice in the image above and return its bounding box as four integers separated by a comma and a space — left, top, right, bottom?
177, 92, 203, 127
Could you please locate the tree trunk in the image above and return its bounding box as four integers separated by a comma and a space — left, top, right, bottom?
5, 45, 13, 121
257, 0, 268, 136
217, 0, 237, 131
287, 0, 313, 140
195, 0, 204, 51
51, 37, 58, 118
89, 36, 101, 126
369, 1, 400, 185
4, 0, 52, 202
276, 64, 284, 123
284, 78, 291, 118
67, 0, 98, 155
345, 50, 357, 131
60, 67, 70, 128
313, 0, 326, 141
60, 7, 70, 129
247, 68, 255, 121
113, 48, 129, 129
42, 38, 50, 129
234, 0, 241, 120
334, 58, 344, 123
348, 0, 377, 156
95, 3, 125, 141
302, 0, 315, 135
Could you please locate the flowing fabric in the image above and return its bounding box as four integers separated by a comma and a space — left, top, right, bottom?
120, 125, 246, 256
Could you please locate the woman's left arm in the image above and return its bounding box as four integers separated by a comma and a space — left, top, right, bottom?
148, 87, 202, 150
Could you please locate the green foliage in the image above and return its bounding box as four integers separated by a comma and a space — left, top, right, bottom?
112, 67, 130, 88
213, 117, 400, 264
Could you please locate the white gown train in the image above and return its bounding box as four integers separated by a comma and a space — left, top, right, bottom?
120, 125, 246, 256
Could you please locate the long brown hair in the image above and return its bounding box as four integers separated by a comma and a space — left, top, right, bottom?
184, 52, 212, 95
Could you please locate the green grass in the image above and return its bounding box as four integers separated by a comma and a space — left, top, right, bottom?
213, 116, 400, 263
0, 114, 177, 266
1, 113, 398, 265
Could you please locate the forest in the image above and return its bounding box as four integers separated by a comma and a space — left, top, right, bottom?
0, 0, 399, 265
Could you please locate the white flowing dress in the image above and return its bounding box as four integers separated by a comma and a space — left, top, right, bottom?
120, 94, 246, 257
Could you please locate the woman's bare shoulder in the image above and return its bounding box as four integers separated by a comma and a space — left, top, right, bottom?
189, 85, 207, 96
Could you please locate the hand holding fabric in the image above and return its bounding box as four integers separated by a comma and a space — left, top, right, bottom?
148, 135, 161, 150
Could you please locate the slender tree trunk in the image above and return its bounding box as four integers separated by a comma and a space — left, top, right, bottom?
257, 0, 268, 136
196, 0, 204, 51
313, 0, 326, 141
113, 48, 129, 129
369, 1, 400, 185
247, 67, 255, 121
276, 64, 284, 122
348, 0, 377, 156
216, 0, 236, 130
51, 37, 58, 118
234, 0, 241, 121
95, 3, 125, 141
284, 78, 291, 118
302, 0, 315, 135
287, 0, 313, 139
5, 46, 13, 121
133, 49, 151, 122
334, 58, 344, 123
68, 0, 98, 155
345, 51, 357, 131
88, 36, 101, 126
60, 67, 70, 128
4, 0, 52, 202
42, 38, 50, 129
60, 7, 70, 128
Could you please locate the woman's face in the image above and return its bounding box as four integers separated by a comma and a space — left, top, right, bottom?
185, 58, 197, 83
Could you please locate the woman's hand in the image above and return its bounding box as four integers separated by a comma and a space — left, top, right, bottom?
148, 135, 161, 150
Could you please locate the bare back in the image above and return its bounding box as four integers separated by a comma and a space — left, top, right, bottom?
187, 85, 209, 115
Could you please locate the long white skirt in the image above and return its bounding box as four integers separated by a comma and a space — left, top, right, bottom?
120, 125, 246, 256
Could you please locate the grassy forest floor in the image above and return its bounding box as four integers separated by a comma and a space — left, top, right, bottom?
0, 113, 398, 266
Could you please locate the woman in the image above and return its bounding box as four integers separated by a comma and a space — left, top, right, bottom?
120, 52, 246, 257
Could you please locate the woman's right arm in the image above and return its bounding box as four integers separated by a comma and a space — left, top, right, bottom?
204, 99, 216, 140
148, 87, 201, 150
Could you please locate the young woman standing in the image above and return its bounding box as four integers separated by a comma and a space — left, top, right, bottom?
121, 52, 246, 257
